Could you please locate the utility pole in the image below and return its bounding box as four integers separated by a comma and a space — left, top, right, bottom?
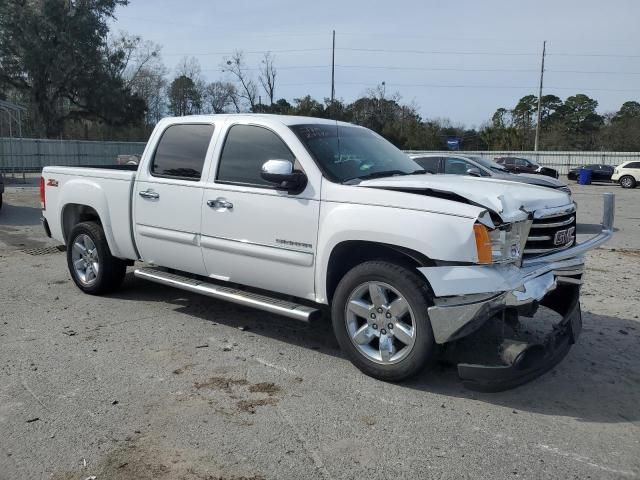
534, 40, 546, 151
331, 30, 336, 104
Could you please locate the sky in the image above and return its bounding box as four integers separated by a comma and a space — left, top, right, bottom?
110, 0, 640, 128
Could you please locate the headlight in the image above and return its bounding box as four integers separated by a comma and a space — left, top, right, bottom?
474, 221, 529, 264
559, 186, 572, 196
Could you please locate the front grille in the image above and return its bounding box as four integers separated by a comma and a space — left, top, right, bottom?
524, 208, 577, 258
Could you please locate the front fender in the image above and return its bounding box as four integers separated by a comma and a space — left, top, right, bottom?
315, 202, 480, 303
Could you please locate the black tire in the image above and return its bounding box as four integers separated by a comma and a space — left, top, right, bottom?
66, 221, 127, 295
331, 260, 437, 381
619, 175, 637, 189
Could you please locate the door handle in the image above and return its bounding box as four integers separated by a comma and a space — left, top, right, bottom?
207, 198, 233, 210
139, 190, 159, 199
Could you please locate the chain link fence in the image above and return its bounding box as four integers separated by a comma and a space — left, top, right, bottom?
0, 137, 146, 174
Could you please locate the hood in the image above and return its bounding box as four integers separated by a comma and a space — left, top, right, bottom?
491, 172, 566, 188
357, 174, 573, 222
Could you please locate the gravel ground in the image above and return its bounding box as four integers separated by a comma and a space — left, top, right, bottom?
0, 176, 638, 480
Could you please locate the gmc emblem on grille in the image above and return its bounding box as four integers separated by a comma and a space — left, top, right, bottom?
554, 226, 575, 246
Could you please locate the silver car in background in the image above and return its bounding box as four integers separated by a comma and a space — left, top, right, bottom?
410, 153, 572, 195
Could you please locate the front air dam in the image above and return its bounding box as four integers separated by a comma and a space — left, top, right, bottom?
457, 284, 581, 392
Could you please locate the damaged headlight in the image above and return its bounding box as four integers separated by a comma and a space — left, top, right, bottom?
474, 215, 530, 265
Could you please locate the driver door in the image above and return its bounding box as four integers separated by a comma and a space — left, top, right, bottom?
200, 122, 320, 301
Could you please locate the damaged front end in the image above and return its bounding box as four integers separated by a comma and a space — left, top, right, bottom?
419, 193, 615, 392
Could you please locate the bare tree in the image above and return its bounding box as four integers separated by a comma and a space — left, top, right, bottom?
170, 56, 206, 115
176, 56, 202, 80
221, 50, 257, 111
108, 32, 162, 88
259, 52, 277, 105
205, 81, 238, 113
108, 32, 168, 126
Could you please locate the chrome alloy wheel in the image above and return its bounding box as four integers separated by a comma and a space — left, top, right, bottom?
345, 281, 416, 365
621, 176, 634, 188
71, 234, 100, 286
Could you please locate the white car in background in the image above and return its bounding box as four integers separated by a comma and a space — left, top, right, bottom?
611, 161, 640, 188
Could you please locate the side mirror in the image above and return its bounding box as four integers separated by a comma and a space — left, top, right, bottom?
466, 167, 482, 177
261, 159, 307, 194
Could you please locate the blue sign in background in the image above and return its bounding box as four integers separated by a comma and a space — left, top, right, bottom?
447, 137, 461, 150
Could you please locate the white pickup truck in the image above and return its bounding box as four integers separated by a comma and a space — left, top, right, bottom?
40, 114, 614, 391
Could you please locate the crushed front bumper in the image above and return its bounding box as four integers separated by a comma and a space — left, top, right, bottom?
417, 193, 614, 391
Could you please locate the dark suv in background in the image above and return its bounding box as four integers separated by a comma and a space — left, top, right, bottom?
495, 156, 559, 179
567, 164, 614, 182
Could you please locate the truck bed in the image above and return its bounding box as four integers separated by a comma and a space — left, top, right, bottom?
42, 166, 138, 260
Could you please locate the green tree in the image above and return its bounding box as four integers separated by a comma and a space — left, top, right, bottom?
512, 95, 537, 130
558, 94, 603, 133
292, 95, 326, 117
613, 101, 640, 122
0, 0, 145, 137
168, 76, 202, 116
538, 95, 563, 123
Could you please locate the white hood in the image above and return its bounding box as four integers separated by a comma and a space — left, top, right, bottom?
358, 174, 573, 222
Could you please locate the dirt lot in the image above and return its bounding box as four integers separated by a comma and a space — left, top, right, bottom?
0, 176, 638, 479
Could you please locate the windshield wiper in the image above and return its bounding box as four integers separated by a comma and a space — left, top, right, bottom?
344, 169, 426, 183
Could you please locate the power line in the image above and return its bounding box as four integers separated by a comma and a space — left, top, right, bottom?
337, 47, 539, 56
162, 46, 640, 59
338, 47, 640, 58
278, 81, 640, 92
198, 64, 640, 75
549, 52, 640, 58
162, 48, 330, 57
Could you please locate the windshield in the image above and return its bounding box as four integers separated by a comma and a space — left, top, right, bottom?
290, 124, 423, 183
468, 155, 507, 172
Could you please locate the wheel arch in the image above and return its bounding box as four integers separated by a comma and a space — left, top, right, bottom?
61, 202, 121, 257
324, 240, 435, 304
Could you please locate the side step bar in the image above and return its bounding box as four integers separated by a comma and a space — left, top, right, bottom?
134, 267, 321, 322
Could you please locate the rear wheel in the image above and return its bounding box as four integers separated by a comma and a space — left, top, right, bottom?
331, 261, 437, 381
620, 175, 636, 189
67, 221, 127, 294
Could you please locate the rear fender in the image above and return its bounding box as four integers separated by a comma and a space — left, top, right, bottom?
59, 179, 121, 257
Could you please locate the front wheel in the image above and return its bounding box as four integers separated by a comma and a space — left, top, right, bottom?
331, 261, 437, 381
67, 221, 127, 295
620, 175, 636, 189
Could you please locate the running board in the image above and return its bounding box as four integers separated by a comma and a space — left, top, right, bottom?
134, 267, 320, 322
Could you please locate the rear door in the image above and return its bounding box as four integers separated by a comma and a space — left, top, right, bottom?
133, 122, 216, 276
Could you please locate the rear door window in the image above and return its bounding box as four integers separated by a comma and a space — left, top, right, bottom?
151, 124, 214, 180
625, 162, 640, 169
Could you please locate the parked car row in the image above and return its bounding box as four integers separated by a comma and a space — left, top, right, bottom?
411, 153, 640, 190
494, 156, 559, 179
409, 154, 572, 195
